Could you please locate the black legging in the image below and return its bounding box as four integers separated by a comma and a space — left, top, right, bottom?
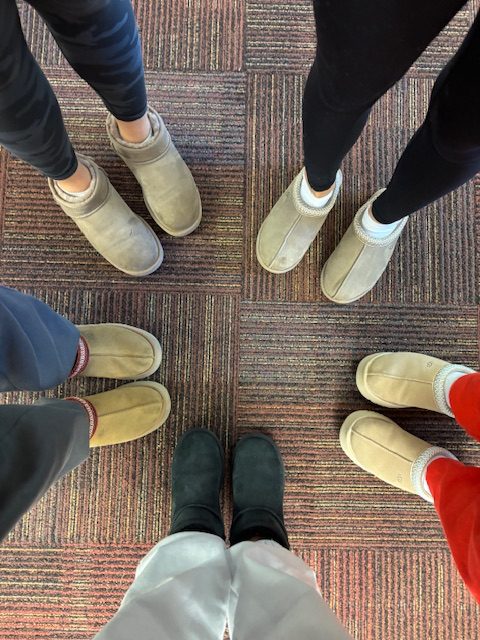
0, 0, 146, 180
303, 0, 480, 223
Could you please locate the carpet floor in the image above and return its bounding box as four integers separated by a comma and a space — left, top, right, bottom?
1, 1, 479, 638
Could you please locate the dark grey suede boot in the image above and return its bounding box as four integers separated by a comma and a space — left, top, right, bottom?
230, 433, 289, 549
170, 429, 225, 539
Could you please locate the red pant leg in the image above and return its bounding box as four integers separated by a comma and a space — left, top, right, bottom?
449, 372, 480, 442
426, 457, 480, 603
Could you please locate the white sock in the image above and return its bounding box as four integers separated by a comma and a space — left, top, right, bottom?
361, 205, 406, 239
300, 176, 334, 208
443, 370, 468, 409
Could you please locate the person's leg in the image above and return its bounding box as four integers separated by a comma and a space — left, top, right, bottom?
304, 0, 464, 193
93, 532, 229, 640
339, 411, 480, 602
27, 0, 147, 134
227, 433, 351, 639
0, 2, 162, 274
0, 286, 164, 390
0, 0, 77, 181
228, 541, 352, 640
321, 9, 480, 303
0, 399, 90, 539
31, 0, 202, 237
372, 13, 480, 223
426, 458, 480, 603
0, 383, 171, 537
93, 429, 229, 639
256, 0, 467, 274
0, 286, 80, 391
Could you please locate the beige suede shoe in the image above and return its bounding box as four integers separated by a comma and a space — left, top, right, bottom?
321, 190, 407, 304
49, 155, 163, 276
256, 169, 342, 274
73, 381, 171, 447
356, 352, 474, 416
340, 410, 456, 502
75, 324, 162, 380
107, 107, 202, 237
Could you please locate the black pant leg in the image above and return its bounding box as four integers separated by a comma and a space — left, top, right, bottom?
0, 0, 77, 179
0, 400, 89, 540
29, 0, 147, 121
304, 0, 467, 191
373, 12, 480, 222
0, 287, 79, 392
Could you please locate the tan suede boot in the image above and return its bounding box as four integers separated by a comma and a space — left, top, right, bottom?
356, 352, 474, 416
256, 169, 342, 274
49, 155, 163, 276
321, 190, 407, 304
107, 107, 202, 237
340, 410, 456, 502
72, 324, 162, 380
71, 381, 171, 447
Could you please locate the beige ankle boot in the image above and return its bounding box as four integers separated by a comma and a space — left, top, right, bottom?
340, 410, 456, 501
49, 155, 163, 276
71, 381, 171, 447
321, 190, 407, 304
256, 169, 342, 274
107, 107, 202, 237
73, 324, 162, 380
356, 352, 474, 416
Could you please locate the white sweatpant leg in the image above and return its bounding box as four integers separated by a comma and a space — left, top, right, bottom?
227, 540, 353, 640
93, 532, 230, 640
93, 534, 352, 640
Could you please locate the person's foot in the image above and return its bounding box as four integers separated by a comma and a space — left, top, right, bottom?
256, 169, 342, 274
230, 433, 289, 548
49, 155, 163, 276
107, 106, 202, 237
321, 190, 407, 304
340, 410, 456, 502
170, 429, 225, 538
69, 381, 171, 447
356, 352, 474, 416
71, 323, 162, 380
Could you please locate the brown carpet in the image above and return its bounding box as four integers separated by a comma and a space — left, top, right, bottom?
1, 1, 480, 638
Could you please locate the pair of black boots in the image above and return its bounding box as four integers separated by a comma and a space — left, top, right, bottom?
170, 430, 289, 549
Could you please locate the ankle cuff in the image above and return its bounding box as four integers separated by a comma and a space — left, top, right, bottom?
170, 505, 225, 540
433, 364, 474, 417
230, 508, 289, 549
69, 336, 89, 378
65, 397, 97, 439
411, 446, 458, 502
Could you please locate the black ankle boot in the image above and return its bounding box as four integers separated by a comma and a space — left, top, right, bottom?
230, 433, 289, 549
170, 429, 225, 539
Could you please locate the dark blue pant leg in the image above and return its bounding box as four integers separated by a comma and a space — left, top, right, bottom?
0, 400, 89, 540
0, 287, 79, 392
28, 0, 147, 121
0, 0, 77, 179
0, 0, 146, 178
